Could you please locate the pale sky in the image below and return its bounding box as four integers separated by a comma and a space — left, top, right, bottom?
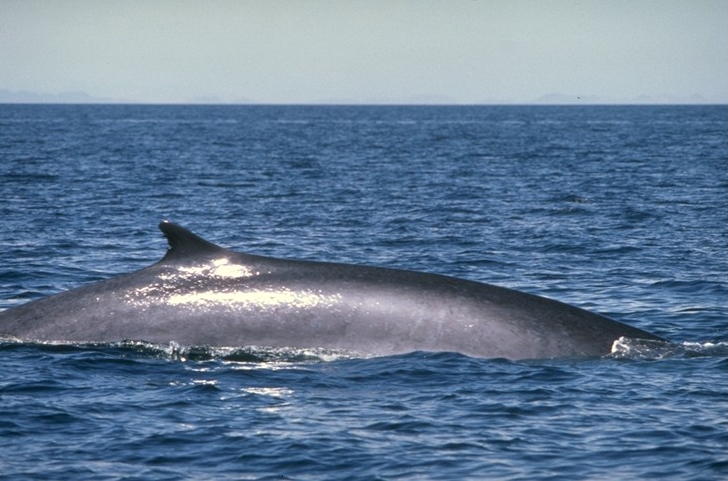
1, 0, 726, 104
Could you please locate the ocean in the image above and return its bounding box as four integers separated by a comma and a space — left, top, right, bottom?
0, 104, 726, 480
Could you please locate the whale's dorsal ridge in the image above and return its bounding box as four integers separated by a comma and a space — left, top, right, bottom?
158, 221, 226, 261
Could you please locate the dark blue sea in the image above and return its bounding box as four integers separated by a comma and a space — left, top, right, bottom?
1, 104, 726, 480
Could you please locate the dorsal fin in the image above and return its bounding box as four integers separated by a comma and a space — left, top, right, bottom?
158, 221, 225, 261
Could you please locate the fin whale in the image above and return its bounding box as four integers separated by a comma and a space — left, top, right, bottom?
0, 221, 663, 359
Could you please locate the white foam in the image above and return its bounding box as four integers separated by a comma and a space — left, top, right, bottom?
610, 336, 728, 360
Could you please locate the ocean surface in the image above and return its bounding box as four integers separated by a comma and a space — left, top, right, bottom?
0, 104, 726, 480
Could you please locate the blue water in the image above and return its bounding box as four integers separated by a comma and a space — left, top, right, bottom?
1, 104, 727, 480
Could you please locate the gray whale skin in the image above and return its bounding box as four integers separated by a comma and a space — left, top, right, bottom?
0, 221, 663, 360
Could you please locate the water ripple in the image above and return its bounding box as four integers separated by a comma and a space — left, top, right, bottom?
0, 104, 726, 481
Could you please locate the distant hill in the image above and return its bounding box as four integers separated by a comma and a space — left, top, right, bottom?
533, 92, 714, 104
0, 89, 113, 103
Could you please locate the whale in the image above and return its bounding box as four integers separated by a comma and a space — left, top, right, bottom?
0, 221, 664, 359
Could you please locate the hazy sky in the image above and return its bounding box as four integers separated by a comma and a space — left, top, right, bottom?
1, 0, 726, 103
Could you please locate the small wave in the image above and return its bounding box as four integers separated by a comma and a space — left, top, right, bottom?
0, 338, 359, 363
550, 194, 591, 204
610, 336, 728, 360
157, 342, 359, 363
4, 337, 726, 363
648, 279, 727, 296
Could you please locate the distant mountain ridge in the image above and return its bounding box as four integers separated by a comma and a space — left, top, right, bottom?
0, 89, 113, 103
0, 88, 722, 105
533, 92, 714, 104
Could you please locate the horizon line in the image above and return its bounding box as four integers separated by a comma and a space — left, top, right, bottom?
2, 101, 727, 107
